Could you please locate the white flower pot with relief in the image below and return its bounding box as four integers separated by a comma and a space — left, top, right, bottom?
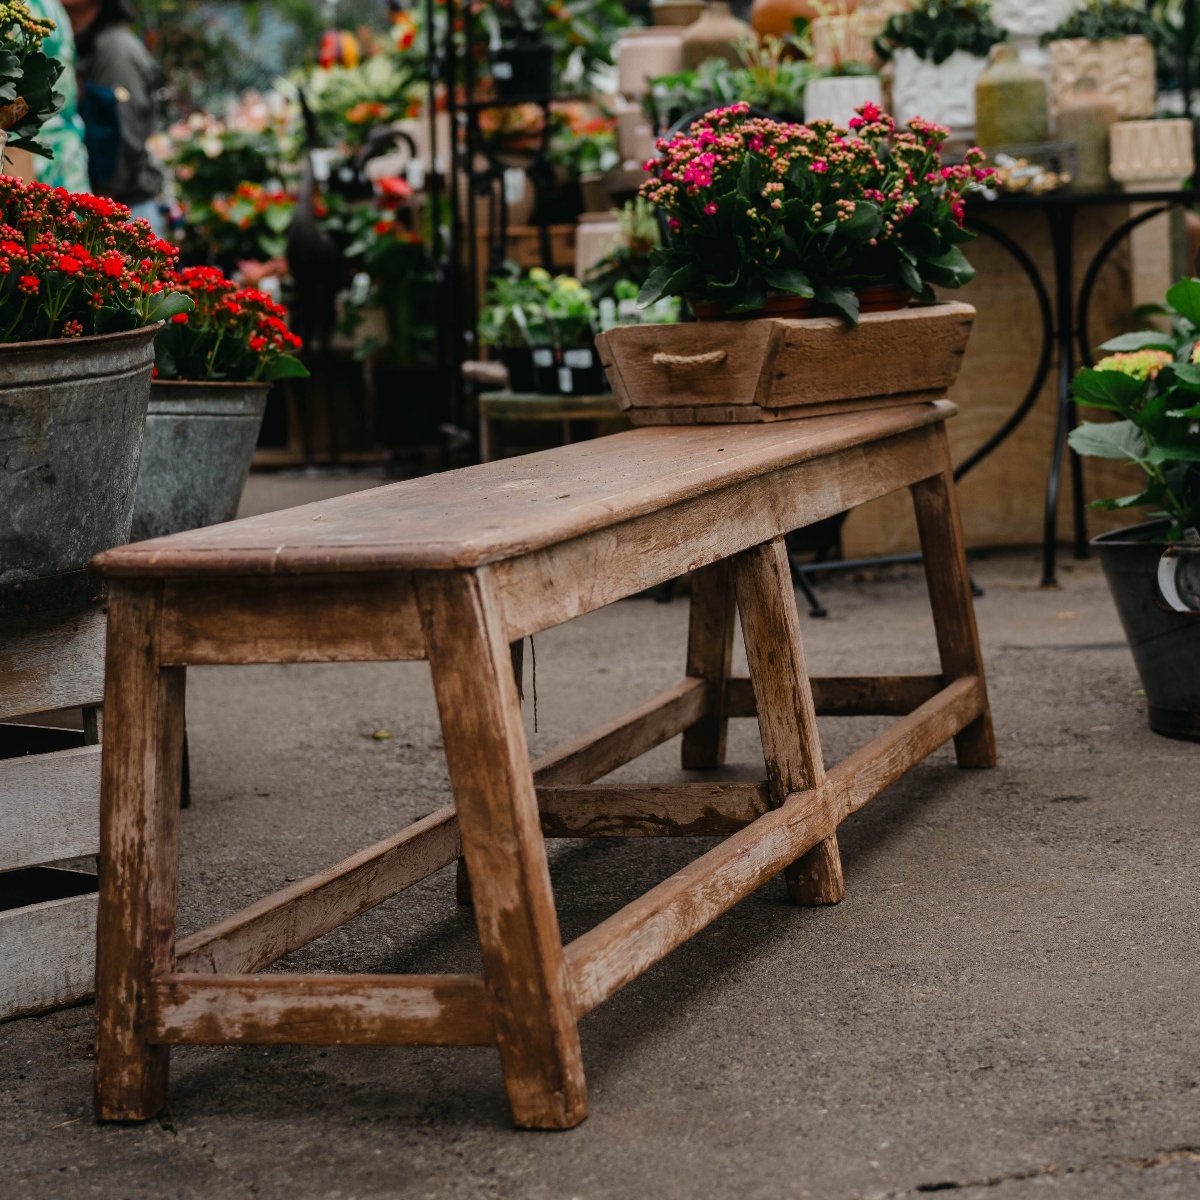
891, 48, 988, 136
1110, 118, 1196, 191
804, 74, 884, 128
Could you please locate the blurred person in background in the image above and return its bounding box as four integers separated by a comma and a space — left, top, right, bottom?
63, 0, 165, 226
24, 0, 90, 191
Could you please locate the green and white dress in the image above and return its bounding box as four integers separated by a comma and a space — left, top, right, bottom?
26, 0, 90, 193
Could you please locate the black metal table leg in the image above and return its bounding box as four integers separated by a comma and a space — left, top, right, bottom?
1042, 205, 1078, 587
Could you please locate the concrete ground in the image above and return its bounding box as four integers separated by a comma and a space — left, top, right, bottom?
2, 470, 1198, 1200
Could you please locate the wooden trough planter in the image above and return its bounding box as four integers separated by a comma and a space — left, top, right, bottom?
596, 302, 975, 425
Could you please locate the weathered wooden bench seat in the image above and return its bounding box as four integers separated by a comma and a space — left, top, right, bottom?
93, 400, 994, 1130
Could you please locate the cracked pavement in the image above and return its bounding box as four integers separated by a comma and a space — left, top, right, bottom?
1, 472, 1197, 1198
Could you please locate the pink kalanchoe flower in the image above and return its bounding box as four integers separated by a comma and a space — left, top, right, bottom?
704, 202, 718, 215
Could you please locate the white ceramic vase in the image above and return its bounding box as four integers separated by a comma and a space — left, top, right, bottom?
1109, 118, 1196, 189
989, 0, 1077, 39
804, 74, 885, 129
890, 48, 989, 135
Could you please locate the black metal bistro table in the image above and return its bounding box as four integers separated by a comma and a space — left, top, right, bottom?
967, 186, 1198, 586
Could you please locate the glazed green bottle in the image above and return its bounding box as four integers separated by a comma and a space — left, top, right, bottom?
975, 43, 1050, 149
1056, 78, 1117, 192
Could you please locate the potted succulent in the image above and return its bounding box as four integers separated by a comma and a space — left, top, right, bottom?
874, 0, 1007, 134
598, 102, 987, 423
131, 266, 308, 541
1042, 1, 1159, 120
0, 0, 62, 167
0, 177, 187, 615
1068, 277, 1200, 741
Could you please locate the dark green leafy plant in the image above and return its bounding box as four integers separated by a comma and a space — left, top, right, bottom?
1042, 0, 1161, 45
638, 103, 989, 324
1069, 278, 1200, 541
0, 0, 63, 158
478, 263, 553, 348
874, 0, 1006, 64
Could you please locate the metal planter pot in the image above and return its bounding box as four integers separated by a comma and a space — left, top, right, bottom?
131, 380, 271, 541
1093, 520, 1200, 742
0, 326, 157, 617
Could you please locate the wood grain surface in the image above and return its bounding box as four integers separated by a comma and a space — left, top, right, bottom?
94, 405, 953, 577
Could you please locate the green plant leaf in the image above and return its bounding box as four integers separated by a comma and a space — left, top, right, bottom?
146, 292, 195, 324
1166, 278, 1200, 327
922, 245, 975, 289
261, 354, 311, 381
1068, 420, 1147, 462
638, 258, 695, 306
1071, 368, 1144, 414
1098, 330, 1176, 354
762, 267, 814, 298
815, 284, 859, 326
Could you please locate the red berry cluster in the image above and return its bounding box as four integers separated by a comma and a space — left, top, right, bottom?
154, 265, 305, 383
0, 176, 178, 342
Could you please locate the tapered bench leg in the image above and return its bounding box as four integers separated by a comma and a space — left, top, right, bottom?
732, 538, 845, 907
457, 639, 526, 909
419, 570, 587, 1130
682, 560, 736, 771
911, 429, 998, 771
95, 581, 185, 1121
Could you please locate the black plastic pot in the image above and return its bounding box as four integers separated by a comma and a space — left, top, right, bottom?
498, 346, 536, 393
489, 42, 554, 99
531, 346, 561, 395
561, 343, 608, 395
1093, 520, 1200, 742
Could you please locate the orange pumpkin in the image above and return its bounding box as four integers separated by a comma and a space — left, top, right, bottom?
749, 0, 858, 39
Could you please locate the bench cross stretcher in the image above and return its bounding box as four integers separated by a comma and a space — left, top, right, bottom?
92, 400, 994, 1129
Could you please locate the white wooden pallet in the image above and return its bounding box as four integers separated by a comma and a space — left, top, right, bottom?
0, 604, 105, 1022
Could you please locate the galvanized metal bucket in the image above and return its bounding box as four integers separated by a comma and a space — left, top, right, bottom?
0, 326, 157, 617
130, 380, 270, 541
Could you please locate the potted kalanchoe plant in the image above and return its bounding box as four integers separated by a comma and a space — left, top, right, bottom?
0, 0, 63, 166
636, 102, 987, 323
0, 177, 188, 615
597, 102, 988, 425
1068, 277, 1200, 741
873, 0, 1006, 134
131, 265, 308, 541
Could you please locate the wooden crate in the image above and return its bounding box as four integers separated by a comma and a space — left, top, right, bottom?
596, 303, 975, 425
0, 604, 105, 1023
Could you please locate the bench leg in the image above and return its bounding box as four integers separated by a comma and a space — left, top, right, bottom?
95, 582, 185, 1121
682, 560, 736, 771
455, 640, 523, 909
732, 538, 845, 907
419, 570, 587, 1130
911, 430, 998, 771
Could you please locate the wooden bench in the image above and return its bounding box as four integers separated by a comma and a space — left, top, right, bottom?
92, 401, 994, 1130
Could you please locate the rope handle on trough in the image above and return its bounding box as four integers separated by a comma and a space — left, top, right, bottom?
651, 349, 728, 367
